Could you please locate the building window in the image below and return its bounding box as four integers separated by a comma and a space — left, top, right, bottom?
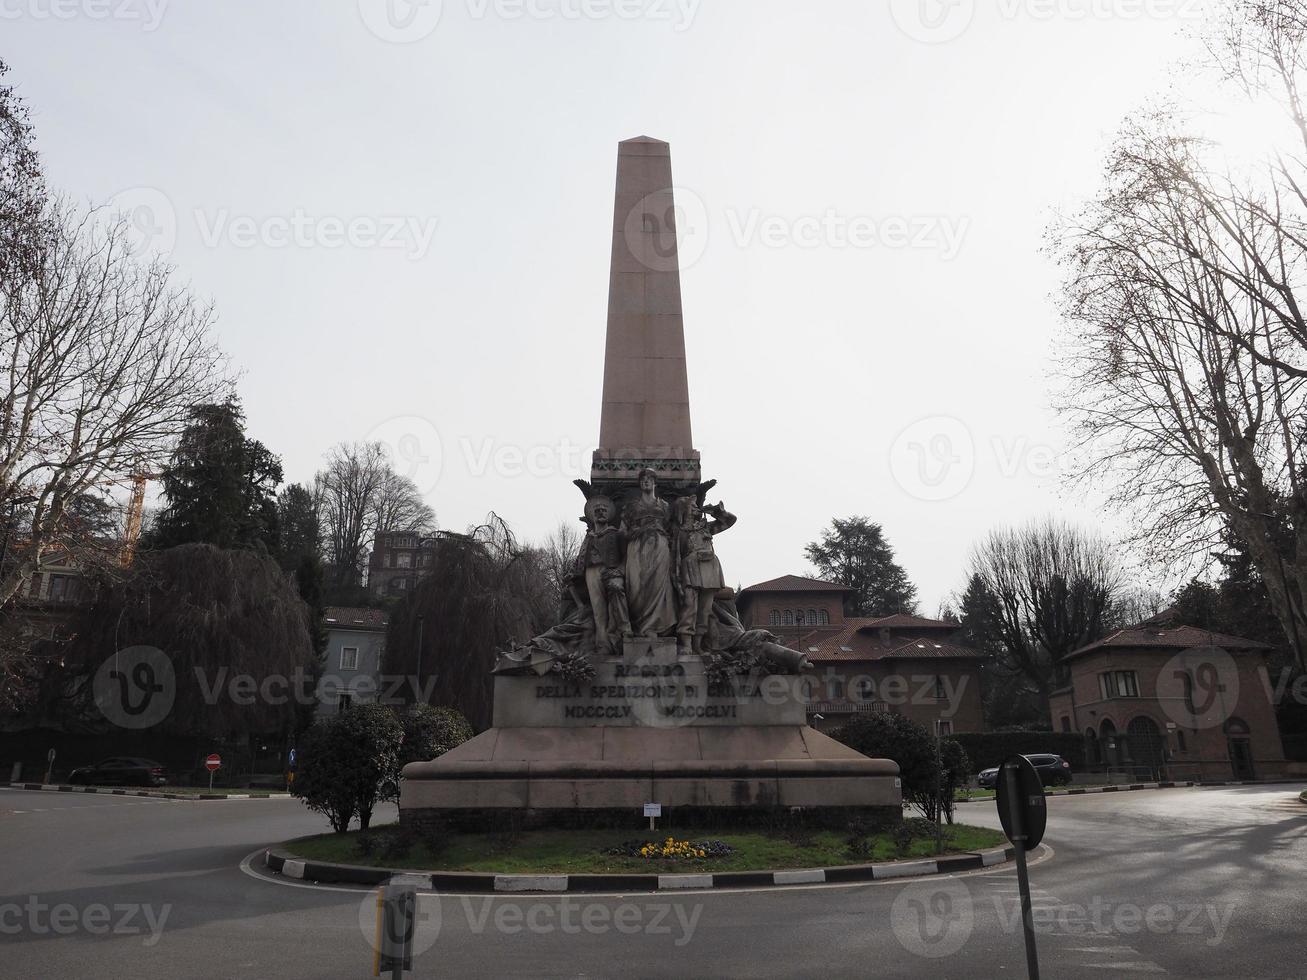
1060, 716, 1071, 733
830, 678, 845, 700
794, 609, 805, 625
856, 678, 874, 701
818, 610, 830, 625
338, 693, 354, 711
397, 552, 412, 569
769, 609, 780, 627
806, 609, 817, 626
340, 647, 359, 671
936, 720, 953, 736
783, 610, 794, 626
397, 578, 409, 590
1176, 729, 1187, 751
1182, 672, 1196, 715
1099, 670, 1140, 699
934, 675, 946, 700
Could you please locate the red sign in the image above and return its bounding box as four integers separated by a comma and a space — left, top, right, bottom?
204, 754, 222, 772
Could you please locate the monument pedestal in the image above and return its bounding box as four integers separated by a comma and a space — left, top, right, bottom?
400, 643, 901, 827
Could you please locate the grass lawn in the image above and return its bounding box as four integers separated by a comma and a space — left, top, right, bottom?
285, 822, 1007, 875
955, 789, 995, 802
63, 785, 283, 797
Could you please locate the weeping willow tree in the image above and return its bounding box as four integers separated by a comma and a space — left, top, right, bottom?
387, 514, 559, 730
53, 543, 317, 735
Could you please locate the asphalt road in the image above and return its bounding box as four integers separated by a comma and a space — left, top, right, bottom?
2, 783, 1305, 978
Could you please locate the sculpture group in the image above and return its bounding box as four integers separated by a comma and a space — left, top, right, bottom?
495, 469, 809, 677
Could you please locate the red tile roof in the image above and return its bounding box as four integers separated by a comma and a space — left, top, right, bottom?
1064, 625, 1271, 661
323, 606, 389, 631
740, 574, 850, 594
803, 618, 981, 662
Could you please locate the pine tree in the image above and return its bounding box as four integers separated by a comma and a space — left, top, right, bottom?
151, 402, 282, 553
804, 516, 919, 617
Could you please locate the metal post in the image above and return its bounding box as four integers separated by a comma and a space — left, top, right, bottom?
934, 720, 944, 854
1003, 763, 1040, 980
415, 616, 425, 705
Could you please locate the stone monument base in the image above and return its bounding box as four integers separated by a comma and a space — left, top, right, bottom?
400, 724, 901, 829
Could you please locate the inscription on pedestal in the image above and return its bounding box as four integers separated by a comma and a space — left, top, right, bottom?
493, 655, 807, 729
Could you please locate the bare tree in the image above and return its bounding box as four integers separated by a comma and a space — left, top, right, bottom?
0, 202, 232, 608
965, 520, 1126, 711
1052, 1, 1307, 668
314, 442, 435, 588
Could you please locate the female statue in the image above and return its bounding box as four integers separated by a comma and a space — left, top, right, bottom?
621, 468, 676, 637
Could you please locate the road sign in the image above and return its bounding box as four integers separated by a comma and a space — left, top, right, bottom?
996, 755, 1046, 849
204, 754, 222, 772
995, 755, 1045, 980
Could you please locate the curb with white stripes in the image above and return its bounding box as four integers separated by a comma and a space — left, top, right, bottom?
958, 777, 1307, 803
0, 781, 291, 801
261, 844, 1016, 894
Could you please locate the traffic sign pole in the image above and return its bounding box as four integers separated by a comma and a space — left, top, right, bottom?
1002, 761, 1041, 980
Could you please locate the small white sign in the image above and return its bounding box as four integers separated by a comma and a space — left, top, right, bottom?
643, 803, 662, 818
894, 777, 902, 788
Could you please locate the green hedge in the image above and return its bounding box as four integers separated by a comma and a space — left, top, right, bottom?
953, 732, 1086, 773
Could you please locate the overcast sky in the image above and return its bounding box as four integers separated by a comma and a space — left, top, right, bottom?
7, 1, 1210, 611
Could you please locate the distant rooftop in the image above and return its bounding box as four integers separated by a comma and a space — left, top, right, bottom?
322, 606, 388, 631
739, 574, 851, 594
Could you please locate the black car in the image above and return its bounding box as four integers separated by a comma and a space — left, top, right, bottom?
67, 757, 168, 787
977, 754, 1072, 789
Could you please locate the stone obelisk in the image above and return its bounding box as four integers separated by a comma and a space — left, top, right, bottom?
592, 136, 700, 494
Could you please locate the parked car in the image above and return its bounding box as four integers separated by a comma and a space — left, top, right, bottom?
67, 757, 168, 787
977, 754, 1072, 789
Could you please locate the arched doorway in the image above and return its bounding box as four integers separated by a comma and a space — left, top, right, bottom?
1224, 718, 1255, 780
1084, 728, 1100, 767
1127, 716, 1166, 780
1100, 719, 1119, 769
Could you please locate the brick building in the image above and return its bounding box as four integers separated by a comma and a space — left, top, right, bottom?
737, 575, 985, 735
367, 530, 437, 598
1049, 625, 1289, 781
